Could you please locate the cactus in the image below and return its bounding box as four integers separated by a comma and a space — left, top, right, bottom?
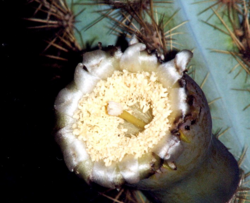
26, 0, 250, 202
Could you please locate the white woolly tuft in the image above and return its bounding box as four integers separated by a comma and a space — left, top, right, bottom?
129, 34, 139, 45
139, 52, 158, 72
55, 126, 75, 145
56, 126, 90, 171
92, 161, 109, 187
153, 135, 183, 161
54, 87, 83, 117
157, 50, 193, 88
56, 113, 76, 130
120, 43, 146, 72
82, 50, 106, 71
177, 88, 188, 115
63, 138, 90, 172
175, 50, 193, 73
92, 161, 123, 188
169, 88, 188, 115
118, 156, 140, 184
74, 63, 100, 94
82, 50, 119, 79
157, 60, 181, 88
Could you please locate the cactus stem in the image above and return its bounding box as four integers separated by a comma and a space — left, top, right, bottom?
232, 87, 250, 110
142, 137, 240, 203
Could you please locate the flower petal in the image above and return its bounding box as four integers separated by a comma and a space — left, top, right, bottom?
54, 86, 83, 117
82, 50, 120, 79
56, 126, 90, 171
120, 43, 146, 72
118, 156, 140, 184
74, 63, 100, 94
92, 162, 124, 188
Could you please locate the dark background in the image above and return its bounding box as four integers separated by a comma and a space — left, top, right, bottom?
1, 1, 116, 202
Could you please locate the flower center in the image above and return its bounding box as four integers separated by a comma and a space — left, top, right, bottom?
72, 70, 172, 166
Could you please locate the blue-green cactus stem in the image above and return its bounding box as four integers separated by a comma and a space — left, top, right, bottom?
139, 137, 240, 203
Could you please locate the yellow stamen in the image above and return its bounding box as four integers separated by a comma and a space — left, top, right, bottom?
107, 101, 146, 129
119, 110, 146, 129
179, 131, 190, 143
74, 71, 172, 166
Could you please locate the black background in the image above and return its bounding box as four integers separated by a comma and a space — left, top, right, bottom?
1, 1, 115, 202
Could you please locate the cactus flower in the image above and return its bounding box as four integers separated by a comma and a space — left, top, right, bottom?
54, 40, 240, 202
